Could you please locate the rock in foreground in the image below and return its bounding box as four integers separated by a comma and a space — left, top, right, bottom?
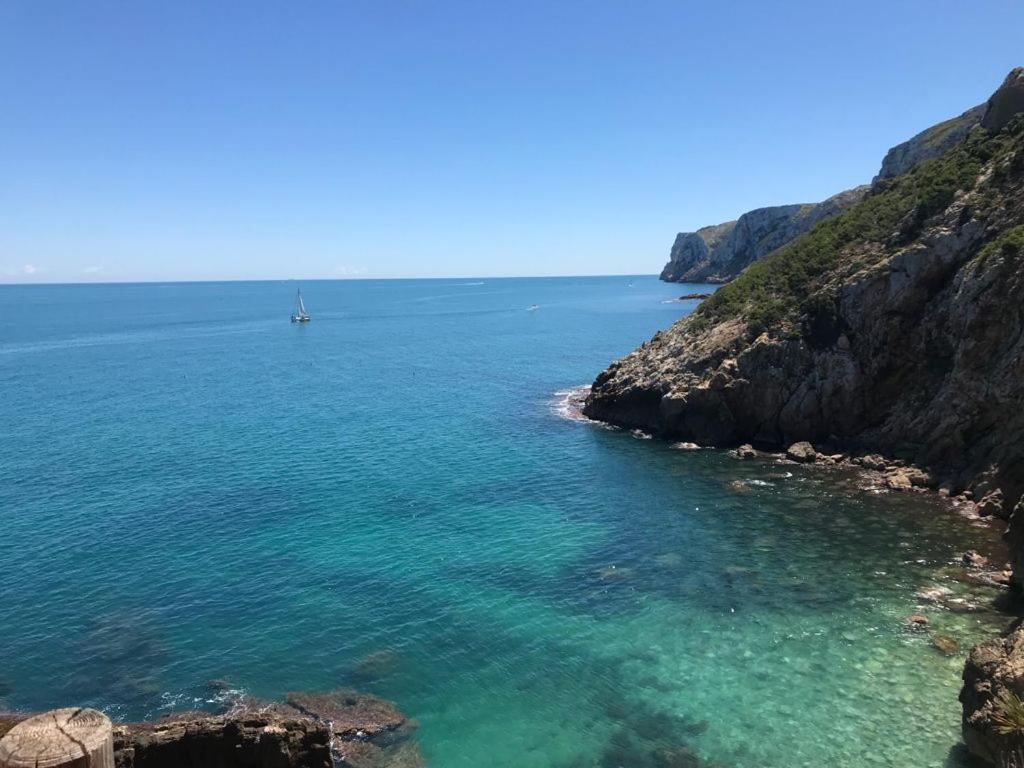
0, 689, 421, 768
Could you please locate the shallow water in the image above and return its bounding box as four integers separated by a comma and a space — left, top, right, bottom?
0, 276, 1009, 767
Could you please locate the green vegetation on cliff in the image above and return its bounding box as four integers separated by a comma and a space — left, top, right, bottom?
694, 119, 1024, 333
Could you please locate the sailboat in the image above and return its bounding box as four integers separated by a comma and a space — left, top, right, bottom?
290, 289, 311, 323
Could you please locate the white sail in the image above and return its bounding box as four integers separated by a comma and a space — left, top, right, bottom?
297, 291, 307, 315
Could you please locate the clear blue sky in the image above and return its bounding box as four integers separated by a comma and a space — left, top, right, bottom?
1, 1, 1021, 283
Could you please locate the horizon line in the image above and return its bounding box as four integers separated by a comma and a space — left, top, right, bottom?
0, 272, 664, 288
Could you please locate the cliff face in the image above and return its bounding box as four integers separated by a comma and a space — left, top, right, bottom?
587, 72, 1024, 535
874, 104, 985, 182
660, 93, 996, 285
659, 188, 867, 283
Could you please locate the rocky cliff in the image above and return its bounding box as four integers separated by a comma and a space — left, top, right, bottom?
874, 103, 985, 182
589, 72, 1024, 765
661, 91, 993, 285
587, 68, 1024, 545
658, 187, 868, 283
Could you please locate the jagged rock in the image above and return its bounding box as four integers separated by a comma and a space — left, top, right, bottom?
885, 471, 914, 491
112, 712, 332, 768
963, 551, 990, 569
902, 467, 938, 488
962, 622, 1024, 764
735, 443, 757, 459
785, 442, 817, 463
672, 442, 701, 451
660, 93, 998, 286
977, 490, 1007, 518
875, 104, 985, 182
586, 68, 1024, 587
982, 67, 1024, 132
285, 691, 407, 742
857, 455, 889, 472
660, 188, 868, 283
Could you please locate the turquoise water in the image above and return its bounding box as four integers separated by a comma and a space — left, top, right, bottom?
0, 277, 1009, 767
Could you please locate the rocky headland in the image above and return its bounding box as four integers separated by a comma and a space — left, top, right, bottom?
658, 187, 868, 283
660, 93, 990, 285
586, 67, 1024, 765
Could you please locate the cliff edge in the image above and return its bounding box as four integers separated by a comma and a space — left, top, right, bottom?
587, 68, 1024, 556
661, 90, 994, 285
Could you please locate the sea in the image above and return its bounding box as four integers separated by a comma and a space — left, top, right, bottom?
0, 276, 1009, 767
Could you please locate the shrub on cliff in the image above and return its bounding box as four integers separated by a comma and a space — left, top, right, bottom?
693, 118, 1024, 334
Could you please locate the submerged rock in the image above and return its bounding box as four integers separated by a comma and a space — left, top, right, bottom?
963, 551, 991, 569
933, 634, 961, 655
905, 614, 930, 631
285, 690, 408, 742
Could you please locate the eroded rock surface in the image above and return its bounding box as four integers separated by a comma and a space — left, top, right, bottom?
113, 711, 332, 768
588, 70, 1024, 578
961, 622, 1024, 764
659, 188, 867, 284
0, 690, 421, 768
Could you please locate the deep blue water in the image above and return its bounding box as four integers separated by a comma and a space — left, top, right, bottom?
0, 277, 1008, 767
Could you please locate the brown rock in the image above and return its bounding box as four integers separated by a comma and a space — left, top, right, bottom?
785, 442, 817, 463
735, 443, 757, 459
978, 490, 1007, 518
885, 471, 914, 491
113, 712, 332, 768
285, 691, 406, 741
858, 455, 889, 472
933, 634, 961, 655
905, 614, 930, 631
982, 67, 1024, 132
962, 551, 990, 569
962, 623, 1024, 764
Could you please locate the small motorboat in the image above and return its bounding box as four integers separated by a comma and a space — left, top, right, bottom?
291, 289, 311, 323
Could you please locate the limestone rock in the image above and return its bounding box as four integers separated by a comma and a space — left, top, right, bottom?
982, 67, 1024, 132
587, 68, 1024, 588
962, 622, 1024, 764
875, 104, 985, 182
857, 455, 889, 472
785, 442, 817, 463
112, 712, 332, 768
905, 614, 930, 631
885, 471, 914, 491
962, 551, 990, 569
735, 444, 757, 459
660, 188, 867, 284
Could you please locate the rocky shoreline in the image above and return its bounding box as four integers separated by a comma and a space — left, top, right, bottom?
0, 688, 423, 768
584, 68, 1024, 766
